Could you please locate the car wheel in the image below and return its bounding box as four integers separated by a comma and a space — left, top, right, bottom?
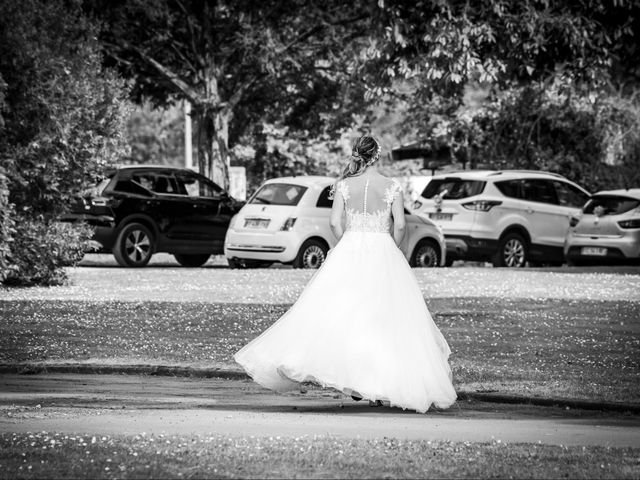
113, 222, 155, 267
410, 240, 440, 268
492, 232, 528, 268
174, 254, 210, 267
293, 239, 328, 269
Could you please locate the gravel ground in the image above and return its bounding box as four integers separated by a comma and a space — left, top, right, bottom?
1, 254, 639, 303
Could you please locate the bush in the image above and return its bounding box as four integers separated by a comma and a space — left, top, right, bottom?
0, 0, 129, 286
0, 170, 14, 282
3, 218, 92, 287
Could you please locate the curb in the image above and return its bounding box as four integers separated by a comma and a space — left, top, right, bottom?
2, 363, 639, 414
0, 363, 248, 381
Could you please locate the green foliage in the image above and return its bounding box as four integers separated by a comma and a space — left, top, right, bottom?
375, 0, 639, 101
3, 218, 92, 286
0, 170, 15, 282
0, 0, 130, 218
421, 78, 640, 192
0, 0, 130, 285
124, 102, 185, 167
87, 0, 376, 187
233, 124, 350, 195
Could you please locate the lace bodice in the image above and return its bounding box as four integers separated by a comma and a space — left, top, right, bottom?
338, 178, 402, 233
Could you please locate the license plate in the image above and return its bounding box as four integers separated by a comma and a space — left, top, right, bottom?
244, 218, 270, 229
429, 213, 453, 221
581, 247, 607, 256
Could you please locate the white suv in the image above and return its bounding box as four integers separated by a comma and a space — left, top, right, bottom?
412, 170, 590, 267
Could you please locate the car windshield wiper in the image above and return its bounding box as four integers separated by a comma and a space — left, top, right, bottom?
253, 197, 271, 204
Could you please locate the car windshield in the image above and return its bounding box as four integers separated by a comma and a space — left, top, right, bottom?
421, 178, 486, 200
583, 195, 640, 215
250, 183, 307, 206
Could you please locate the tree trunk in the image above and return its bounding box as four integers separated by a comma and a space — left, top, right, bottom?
195, 105, 230, 190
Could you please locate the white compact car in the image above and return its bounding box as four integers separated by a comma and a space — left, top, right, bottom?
565, 188, 640, 265
224, 176, 446, 269
412, 170, 590, 267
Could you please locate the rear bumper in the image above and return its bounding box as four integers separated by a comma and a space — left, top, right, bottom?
565, 234, 640, 262
445, 235, 497, 261
59, 213, 117, 252
224, 229, 301, 263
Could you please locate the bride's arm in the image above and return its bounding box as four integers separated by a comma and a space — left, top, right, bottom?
391, 191, 406, 247
330, 185, 345, 240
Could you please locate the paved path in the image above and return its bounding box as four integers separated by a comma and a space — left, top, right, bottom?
1, 374, 639, 447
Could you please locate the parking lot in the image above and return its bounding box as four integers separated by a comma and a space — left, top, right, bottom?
2, 253, 634, 304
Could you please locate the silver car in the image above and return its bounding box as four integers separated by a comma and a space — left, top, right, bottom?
565, 188, 640, 265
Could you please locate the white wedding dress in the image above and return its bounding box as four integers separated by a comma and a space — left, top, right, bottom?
234, 175, 457, 413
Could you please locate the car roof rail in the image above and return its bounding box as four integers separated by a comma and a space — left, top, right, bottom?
489, 169, 566, 179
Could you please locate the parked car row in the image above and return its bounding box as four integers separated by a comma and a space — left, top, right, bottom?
61, 165, 640, 269
412, 170, 640, 267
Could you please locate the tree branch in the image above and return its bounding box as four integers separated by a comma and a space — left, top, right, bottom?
105, 40, 201, 104
173, 0, 205, 69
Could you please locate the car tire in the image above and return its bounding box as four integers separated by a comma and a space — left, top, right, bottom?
174, 254, 210, 267
492, 232, 528, 268
410, 240, 441, 268
113, 222, 155, 267
293, 239, 328, 269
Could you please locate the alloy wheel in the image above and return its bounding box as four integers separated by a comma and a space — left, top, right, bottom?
124, 229, 151, 264
503, 238, 525, 267
414, 244, 439, 267
302, 245, 326, 269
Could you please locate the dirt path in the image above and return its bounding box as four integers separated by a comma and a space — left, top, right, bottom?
1, 374, 639, 447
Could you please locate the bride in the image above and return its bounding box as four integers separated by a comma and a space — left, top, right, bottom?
234, 135, 457, 413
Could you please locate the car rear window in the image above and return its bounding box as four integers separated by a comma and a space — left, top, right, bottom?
250, 183, 307, 206
113, 172, 180, 196
81, 176, 114, 197
583, 195, 640, 215
421, 178, 486, 200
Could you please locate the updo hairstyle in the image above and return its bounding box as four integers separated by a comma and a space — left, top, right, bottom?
341, 135, 381, 179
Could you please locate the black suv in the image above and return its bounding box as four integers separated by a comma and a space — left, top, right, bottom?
61, 166, 243, 267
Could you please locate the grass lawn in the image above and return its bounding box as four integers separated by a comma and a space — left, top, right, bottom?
1, 432, 639, 479
1, 297, 638, 403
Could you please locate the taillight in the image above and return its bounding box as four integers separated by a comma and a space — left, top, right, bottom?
281, 217, 297, 231
569, 216, 580, 227
90, 197, 109, 206
618, 219, 640, 229
89, 196, 120, 209
462, 200, 502, 212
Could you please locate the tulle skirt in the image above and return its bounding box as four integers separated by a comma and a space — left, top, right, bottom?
233, 230, 457, 413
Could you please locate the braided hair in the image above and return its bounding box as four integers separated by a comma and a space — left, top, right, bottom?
329, 135, 381, 200
340, 135, 381, 179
